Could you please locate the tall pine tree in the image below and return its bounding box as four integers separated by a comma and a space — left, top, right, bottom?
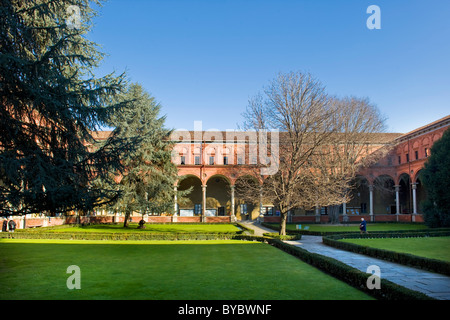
0, 0, 133, 216
421, 129, 450, 227
105, 83, 181, 227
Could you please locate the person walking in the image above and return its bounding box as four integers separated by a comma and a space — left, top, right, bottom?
359, 217, 367, 234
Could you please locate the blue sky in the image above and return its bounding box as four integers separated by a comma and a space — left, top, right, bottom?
89, 0, 450, 133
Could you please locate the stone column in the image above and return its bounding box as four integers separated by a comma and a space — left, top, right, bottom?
315, 204, 320, 223
173, 186, 178, 216
173, 186, 178, 222
259, 189, 263, 220
230, 185, 236, 222
369, 184, 374, 220
202, 184, 207, 222
395, 185, 400, 214
411, 183, 418, 214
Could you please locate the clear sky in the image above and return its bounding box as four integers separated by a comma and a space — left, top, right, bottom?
88, 0, 450, 134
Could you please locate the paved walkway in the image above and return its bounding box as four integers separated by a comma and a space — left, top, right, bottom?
240, 221, 450, 300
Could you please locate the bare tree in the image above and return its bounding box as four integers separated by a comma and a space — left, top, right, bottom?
239, 71, 388, 234
313, 96, 391, 223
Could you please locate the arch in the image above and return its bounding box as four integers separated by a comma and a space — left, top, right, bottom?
432, 133, 441, 142
413, 169, 423, 184
398, 172, 411, 184
206, 173, 232, 185
396, 172, 411, 186
233, 171, 261, 184
176, 173, 201, 186
347, 175, 370, 215
205, 174, 231, 216
413, 169, 428, 214
353, 175, 370, 186
403, 144, 409, 153
398, 173, 412, 213
234, 175, 261, 221
176, 175, 203, 216
373, 173, 395, 184
373, 175, 396, 214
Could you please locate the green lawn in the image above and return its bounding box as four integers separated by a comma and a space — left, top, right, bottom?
21, 223, 241, 234
0, 239, 373, 300
340, 236, 450, 262
269, 223, 431, 233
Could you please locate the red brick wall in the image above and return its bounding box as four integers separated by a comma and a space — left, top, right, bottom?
147, 216, 172, 223
177, 216, 201, 223
24, 217, 65, 228
205, 216, 231, 223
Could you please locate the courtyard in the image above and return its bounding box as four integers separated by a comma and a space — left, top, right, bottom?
0, 238, 373, 300
1, 222, 449, 301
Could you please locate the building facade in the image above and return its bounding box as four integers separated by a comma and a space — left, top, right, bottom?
12, 115, 450, 228
171, 115, 450, 224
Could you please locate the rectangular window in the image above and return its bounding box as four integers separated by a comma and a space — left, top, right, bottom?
361, 203, 367, 214
194, 156, 201, 165
415, 150, 419, 160
223, 156, 228, 165
194, 204, 202, 215
180, 156, 185, 165
264, 207, 274, 216
425, 148, 429, 157
406, 153, 409, 162
237, 156, 244, 165
209, 156, 214, 165
240, 204, 247, 215
398, 155, 401, 164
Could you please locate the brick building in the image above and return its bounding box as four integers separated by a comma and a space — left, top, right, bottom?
171, 115, 450, 224
14, 115, 450, 228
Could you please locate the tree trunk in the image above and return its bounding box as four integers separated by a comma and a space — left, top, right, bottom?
279, 212, 288, 236
123, 209, 131, 228
329, 205, 340, 224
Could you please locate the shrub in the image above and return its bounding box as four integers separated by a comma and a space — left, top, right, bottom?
262, 233, 301, 240
323, 231, 450, 276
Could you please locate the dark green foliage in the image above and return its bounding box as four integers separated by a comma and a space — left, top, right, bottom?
421, 129, 450, 227
0, 0, 134, 216
104, 83, 182, 226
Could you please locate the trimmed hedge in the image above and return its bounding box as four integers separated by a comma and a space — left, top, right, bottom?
265, 238, 435, 300
0, 232, 243, 241
261, 222, 450, 236
263, 233, 301, 240
323, 232, 450, 276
